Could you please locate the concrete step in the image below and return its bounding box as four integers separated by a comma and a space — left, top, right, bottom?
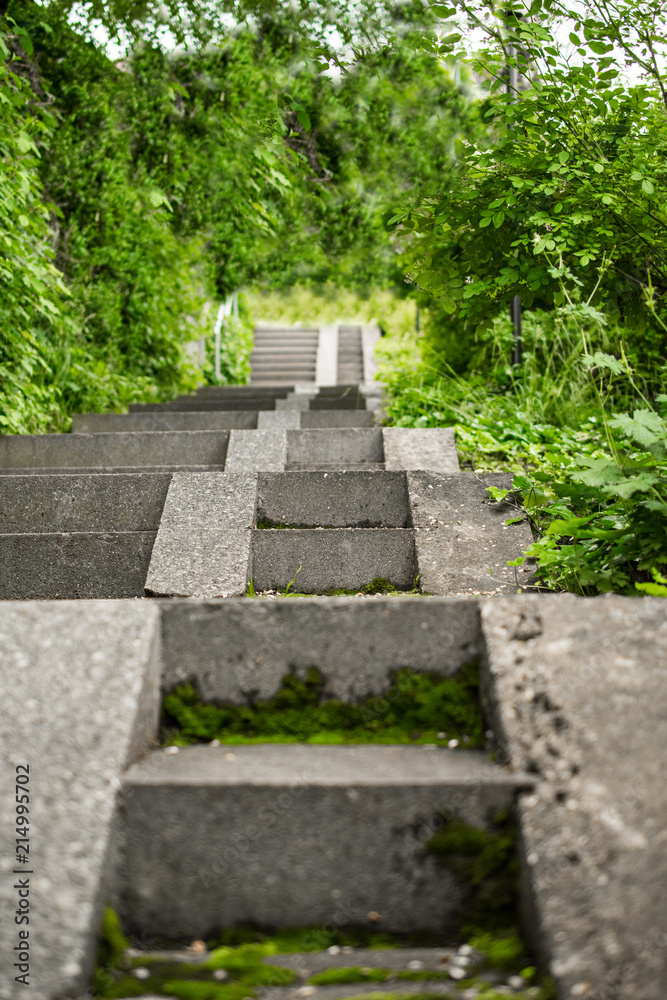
129, 399, 279, 411
72, 411, 258, 432
309, 398, 367, 410
257, 471, 409, 528
301, 410, 374, 428
288, 429, 383, 467
194, 385, 292, 394
160, 596, 482, 702
0, 430, 230, 472
114, 743, 528, 939
0, 473, 170, 599
250, 528, 416, 593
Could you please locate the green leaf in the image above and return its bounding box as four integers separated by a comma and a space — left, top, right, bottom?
642, 179, 655, 196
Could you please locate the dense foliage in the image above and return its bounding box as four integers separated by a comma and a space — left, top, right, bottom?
0, 0, 470, 432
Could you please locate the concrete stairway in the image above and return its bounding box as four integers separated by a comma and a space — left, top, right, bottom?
0, 319, 665, 1000
250, 325, 319, 384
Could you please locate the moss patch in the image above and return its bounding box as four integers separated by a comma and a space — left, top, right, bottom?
161, 662, 484, 746
428, 810, 520, 942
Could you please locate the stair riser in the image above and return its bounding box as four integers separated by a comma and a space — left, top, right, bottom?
160, 597, 482, 702
115, 778, 517, 938
250, 529, 416, 593
257, 471, 408, 528
0, 474, 170, 532
0, 533, 155, 599
0, 432, 229, 470
73, 412, 258, 432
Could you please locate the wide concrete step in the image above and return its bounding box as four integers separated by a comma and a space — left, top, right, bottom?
288, 428, 383, 466
115, 744, 528, 938
0, 430, 230, 472
160, 596, 482, 701
0, 532, 156, 599
302, 410, 374, 427
72, 410, 374, 434
72, 411, 258, 432
0, 473, 170, 599
310, 398, 367, 410
257, 471, 409, 528
129, 399, 279, 411
250, 528, 416, 593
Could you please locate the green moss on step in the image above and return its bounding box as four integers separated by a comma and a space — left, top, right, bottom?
308, 967, 390, 985
428, 811, 519, 940
92, 910, 556, 1000
161, 662, 484, 746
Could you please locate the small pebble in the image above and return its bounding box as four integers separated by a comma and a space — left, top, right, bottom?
454, 955, 471, 966
447, 738, 459, 749
449, 966, 466, 980
190, 940, 207, 953
462, 991, 479, 1000
209, 738, 221, 747
341, 946, 353, 954
437, 732, 447, 739
213, 970, 228, 981
133, 968, 150, 980
458, 944, 473, 956
367, 910, 382, 921
165, 746, 179, 754
296, 987, 316, 997
508, 976, 524, 989
327, 945, 341, 955
225, 752, 236, 761
407, 960, 424, 970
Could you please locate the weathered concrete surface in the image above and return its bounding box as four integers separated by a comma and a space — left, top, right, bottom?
115, 744, 528, 938
0, 474, 170, 533
286, 429, 383, 467
160, 597, 483, 701
0, 532, 157, 599
145, 473, 257, 598
361, 324, 381, 384
301, 410, 375, 428
250, 528, 415, 593
257, 471, 409, 528
257, 410, 301, 430
315, 324, 338, 385
383, 428, 460, 474
225, 430, 287, 472
0, 430, 229, 470
407, 472, 534, 595
72, 411, 257, 432
0, 602, 160, 1000
480, 595, 667, 1000
129, 399, 278, 412
276, 396, 311, 411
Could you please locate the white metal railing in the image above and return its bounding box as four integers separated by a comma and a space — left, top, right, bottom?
213, 292, 239, 381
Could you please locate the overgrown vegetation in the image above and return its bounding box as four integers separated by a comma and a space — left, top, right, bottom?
93, 908, 556, 999
377, 0, 667, 596
427, 813, 556, 996
0, 0, 471, 433
161, 663, 483, 746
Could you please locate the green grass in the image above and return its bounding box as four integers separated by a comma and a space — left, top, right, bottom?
161, 662, 484, 747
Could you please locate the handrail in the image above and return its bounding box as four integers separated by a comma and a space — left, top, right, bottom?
213, 292, 239, 382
